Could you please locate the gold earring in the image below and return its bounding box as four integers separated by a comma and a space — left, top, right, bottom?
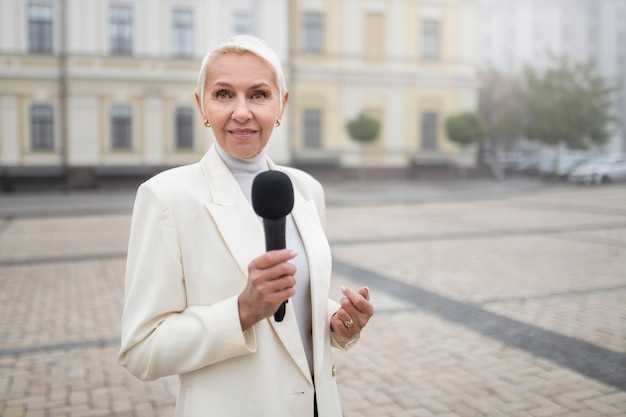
204, 120, 211, 128
275, 120, 281, 127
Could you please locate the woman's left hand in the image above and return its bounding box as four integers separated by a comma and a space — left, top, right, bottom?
330, 286, 374, 342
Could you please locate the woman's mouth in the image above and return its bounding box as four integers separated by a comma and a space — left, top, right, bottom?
228, 129, 259, 139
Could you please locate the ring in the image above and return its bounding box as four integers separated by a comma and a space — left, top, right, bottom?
343, 318, 354, 329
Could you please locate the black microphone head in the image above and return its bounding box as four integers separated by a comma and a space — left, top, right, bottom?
251, 170, 294, 220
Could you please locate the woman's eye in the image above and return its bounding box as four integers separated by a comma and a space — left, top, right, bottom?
214, 89, 232, 99
250, 91, 269, 100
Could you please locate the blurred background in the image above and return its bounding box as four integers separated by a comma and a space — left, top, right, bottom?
0, 0, 623, 188
1, 1, 626, 417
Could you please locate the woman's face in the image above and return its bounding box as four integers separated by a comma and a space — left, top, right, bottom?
195, 52, 286, 160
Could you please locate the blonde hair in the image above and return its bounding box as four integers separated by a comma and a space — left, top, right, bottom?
196, 35, 287, 114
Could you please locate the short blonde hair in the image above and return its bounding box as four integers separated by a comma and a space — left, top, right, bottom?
196, 35, 288, 114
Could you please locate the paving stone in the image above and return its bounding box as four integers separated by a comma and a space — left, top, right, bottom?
3, 406, 26, 417
1, 184, 625, 416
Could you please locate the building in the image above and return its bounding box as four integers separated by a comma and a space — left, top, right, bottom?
0, 0, 479, 183
289, 0, 479, 168
480, 0, 626, 153
0, 0, 288, 182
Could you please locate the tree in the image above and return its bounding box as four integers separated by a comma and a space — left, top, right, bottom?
524, 57, 615, 150
478, 68, 527, 151
473, 69, 529, 178
445, 111, 502, 178
445, 112, 486, 146
346, 113, 380, 144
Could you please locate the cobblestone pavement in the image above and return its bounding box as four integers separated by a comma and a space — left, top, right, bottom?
1, 182, 625, 417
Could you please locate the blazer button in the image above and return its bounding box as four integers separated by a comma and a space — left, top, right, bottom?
331, 365, 336, 377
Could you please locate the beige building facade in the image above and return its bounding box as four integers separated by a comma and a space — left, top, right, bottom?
0, 0, 289, 178
289, 0, 479, 167
0, 0, 478, 179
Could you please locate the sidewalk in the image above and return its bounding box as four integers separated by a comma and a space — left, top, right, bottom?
0, 177, 549, 218
0, 182, 625, 417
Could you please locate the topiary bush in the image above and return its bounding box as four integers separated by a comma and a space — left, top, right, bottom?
346, 113, 381, 144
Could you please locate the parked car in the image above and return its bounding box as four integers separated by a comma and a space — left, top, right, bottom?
554, 155, 591, 178
568, 157, 626, 185
537, 152, 597, 179
511, 153, 554, 175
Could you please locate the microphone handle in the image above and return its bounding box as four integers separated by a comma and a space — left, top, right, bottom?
263, 217, 288, 322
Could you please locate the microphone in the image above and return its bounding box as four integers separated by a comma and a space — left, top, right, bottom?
251, 170, 295, 322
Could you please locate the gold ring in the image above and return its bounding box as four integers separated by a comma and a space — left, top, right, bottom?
343, 318, 354, 329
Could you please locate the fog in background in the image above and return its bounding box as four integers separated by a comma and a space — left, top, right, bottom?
0, 2, 625, 417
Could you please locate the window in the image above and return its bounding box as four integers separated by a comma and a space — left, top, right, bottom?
364, 13, 386, 59
422, 19, 440, 60
302, 12, 323, 53
110, 105, 132, 150
421, 112, 438, 150
28, 2, 53, 53
233, 11, 255, 35
303, 109, 322, 149
172, 8, 193, 57
110, 5, 133, 55
30, 104, 54, 151
175, 107, 194, 150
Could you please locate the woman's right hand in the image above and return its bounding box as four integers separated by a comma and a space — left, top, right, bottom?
238, 249, 298, 331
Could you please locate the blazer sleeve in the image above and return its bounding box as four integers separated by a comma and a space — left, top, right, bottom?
118, 183, 257, 381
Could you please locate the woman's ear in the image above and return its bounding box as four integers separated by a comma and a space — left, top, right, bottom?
279, 92, 289, 119
194, 92, 206, 121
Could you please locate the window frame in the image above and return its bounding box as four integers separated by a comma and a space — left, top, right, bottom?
303, 108, 323, 150
109, 4, 134, 56
301, 11, 324, 53
232, 10, 256, 35
364, 12, 386, 59
421, 18, 441, 60
175, 107, 194, 151
30, 104, 55, 152
110, 105, 133, 151
421, 112, 439, 151
171, 7, 194, 58
27, 2, 54, 54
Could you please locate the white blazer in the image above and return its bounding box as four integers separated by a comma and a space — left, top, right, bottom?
118, 146, 359, 417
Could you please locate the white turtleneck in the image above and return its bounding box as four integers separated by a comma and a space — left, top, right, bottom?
214, 142, 314, 376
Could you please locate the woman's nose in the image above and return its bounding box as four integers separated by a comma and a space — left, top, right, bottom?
231, 97, 252, 122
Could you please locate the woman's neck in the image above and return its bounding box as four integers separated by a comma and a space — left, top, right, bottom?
214, 141, 268, 174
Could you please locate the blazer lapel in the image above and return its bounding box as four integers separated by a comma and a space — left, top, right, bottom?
202, 147, 315, 386
271, 162, 332, 383
268, 292, 314, 385
202, 147, 265, 280
289, 192, 331, 382
266, 188, 329, 387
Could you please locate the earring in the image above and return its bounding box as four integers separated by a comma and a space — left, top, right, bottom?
204, 120, 211, 128
275, 120, 281, 127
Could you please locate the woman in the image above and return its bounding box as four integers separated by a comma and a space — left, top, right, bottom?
118, 35, 374, 417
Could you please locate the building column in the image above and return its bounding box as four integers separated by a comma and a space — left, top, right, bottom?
143, 96, 164, 165
68, 96, 99, 166
0, 95, 20, 166
65, 96, 99, 187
